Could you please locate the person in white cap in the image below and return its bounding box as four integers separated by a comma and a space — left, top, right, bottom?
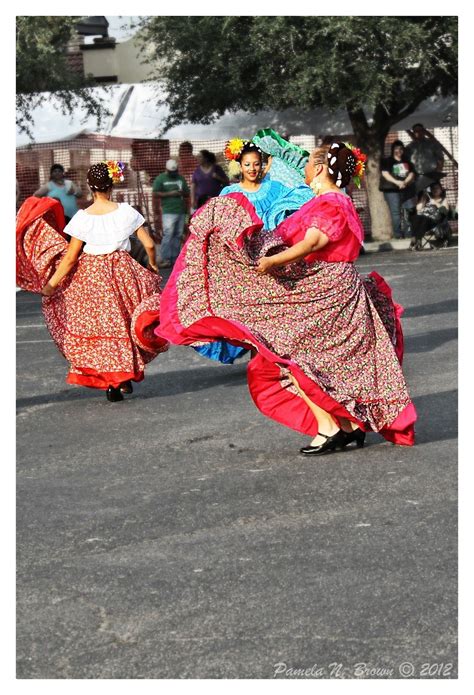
152, 158, 190, 268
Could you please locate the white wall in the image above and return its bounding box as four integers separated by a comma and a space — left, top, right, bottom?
82, 36, 156, 84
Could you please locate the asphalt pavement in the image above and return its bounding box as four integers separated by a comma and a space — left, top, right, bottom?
16, 248, 458, 679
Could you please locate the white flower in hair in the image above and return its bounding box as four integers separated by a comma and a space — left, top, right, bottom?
332, 143, 340, 149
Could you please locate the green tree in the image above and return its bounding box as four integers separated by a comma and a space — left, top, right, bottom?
16, 16, 110, 139
138, 16, 457, 240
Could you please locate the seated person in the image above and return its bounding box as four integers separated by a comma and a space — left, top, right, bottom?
410, 183, 452, 250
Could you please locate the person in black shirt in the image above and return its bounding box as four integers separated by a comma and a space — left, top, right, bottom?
380, 140, 416, 239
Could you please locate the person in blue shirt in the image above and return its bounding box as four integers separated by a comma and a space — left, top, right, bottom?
34, 164, 82, 223
193, 135, 314, 364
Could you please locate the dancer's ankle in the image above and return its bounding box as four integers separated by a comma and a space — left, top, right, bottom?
338, 417, 359, 433
319, 420, 340, 437
338, 417, 352, 433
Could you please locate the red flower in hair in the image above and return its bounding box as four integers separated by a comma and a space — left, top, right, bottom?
344, 143, 367, 188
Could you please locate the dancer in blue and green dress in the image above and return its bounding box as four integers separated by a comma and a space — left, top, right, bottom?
193, 130, 314, 363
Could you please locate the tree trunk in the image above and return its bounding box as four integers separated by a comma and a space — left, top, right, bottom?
364, 145, 393, 241
347, 108, 394, 241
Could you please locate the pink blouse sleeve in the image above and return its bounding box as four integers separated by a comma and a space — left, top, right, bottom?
299, 198, 346, 242
277, 196, 347, 247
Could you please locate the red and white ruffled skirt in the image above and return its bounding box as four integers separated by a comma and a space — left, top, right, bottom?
16, 198, 168, 389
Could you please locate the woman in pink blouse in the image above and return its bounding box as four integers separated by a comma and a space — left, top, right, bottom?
157, 142, 416, 454
255, 142, 416, 454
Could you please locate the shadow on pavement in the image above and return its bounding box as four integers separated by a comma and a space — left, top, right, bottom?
411, 389, 458, 444
17, 368, 457, 446
16, 363, 249, 410
404, 327, 458, 354
403, 298, 458, 319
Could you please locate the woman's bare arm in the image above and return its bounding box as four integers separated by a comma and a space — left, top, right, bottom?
136, 226, 158, 272
399, 172, 415, 189
33, 184, 50, 197
41, 237, 84, 295
67, 180, 82, 197
381, 171, 402, 187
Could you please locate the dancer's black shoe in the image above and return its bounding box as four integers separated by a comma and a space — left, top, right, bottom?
106, 385, 124, 402
119, 380, 133, 394
300, 429, 346, 456
342, 428, 366, 448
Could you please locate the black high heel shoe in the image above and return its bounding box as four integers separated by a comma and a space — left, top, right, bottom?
300, 429, 346, 456
342, 428, 366, 448
119, 380, 133, 394
106, 385, 124, 402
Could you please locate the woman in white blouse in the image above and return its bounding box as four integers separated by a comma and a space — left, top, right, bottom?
36, 161, 167, 401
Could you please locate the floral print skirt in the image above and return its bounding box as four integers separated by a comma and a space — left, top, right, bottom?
157, 194, 416, 445
17, 215, 168, 389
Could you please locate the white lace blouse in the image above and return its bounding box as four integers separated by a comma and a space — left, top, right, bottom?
64, 203, 145, 255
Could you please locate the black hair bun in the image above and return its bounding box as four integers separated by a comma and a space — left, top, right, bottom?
326, 142, 357, 188
87, 162, 113, 191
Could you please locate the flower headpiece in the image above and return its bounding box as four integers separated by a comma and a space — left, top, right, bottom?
223, 138, 263, 162
104, 160, 125, 184
343, 143, 367, 188
224, 138, 246, 161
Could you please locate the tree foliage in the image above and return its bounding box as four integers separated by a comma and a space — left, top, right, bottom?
138, 16, 457, 133
16, 16, 111, 139
138, 15, 457, 239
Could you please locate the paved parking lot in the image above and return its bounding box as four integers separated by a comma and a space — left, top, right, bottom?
16, 249, 458, 678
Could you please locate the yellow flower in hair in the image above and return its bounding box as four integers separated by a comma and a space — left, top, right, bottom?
228, 138, 244, 155
224, 138, 246, 161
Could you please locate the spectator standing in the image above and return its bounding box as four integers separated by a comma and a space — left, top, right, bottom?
178, 141, 199, 186
152, 159, 190, 268
380, 140, 416, 238
404, 123, 445, 190
191, 150, 229, 210
34, 164, 82, 223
